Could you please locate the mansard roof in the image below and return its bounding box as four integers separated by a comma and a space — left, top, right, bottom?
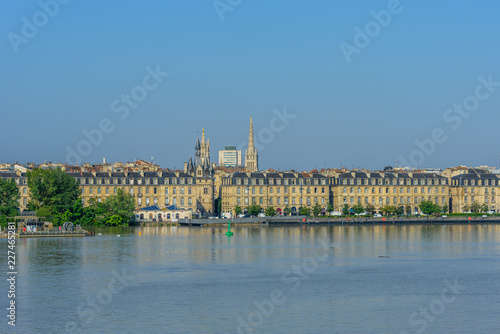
452, 173, 499, 180
310, 173, 327, 178
412, 173, 444, 179
0, 172, 18, 178
232, 172, 249, 178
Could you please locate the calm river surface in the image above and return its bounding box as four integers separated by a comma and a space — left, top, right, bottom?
2, 224, 500, 333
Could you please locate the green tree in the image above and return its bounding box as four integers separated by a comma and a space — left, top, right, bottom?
86, 198, 110, 225
299, 206, 311, 216
395, 206, 404, 216
442, 204, 449, 214
312, 203, 322, 216
106, 188, 135, 223
234, 205, 242, 216
480, 203, 489, 213
326, 202, 334, 213
342, 204, 350, 216
247, 204, 262, 216
419, 200, 441, 216
352, 204, 364, 215
0, 178, 19, 217
27, 168, 80, 218
463, 204, 470, 213
470, 201, 481, 214
284, 205, 291, 216
405, 205, 412, 215
107, 215, 123, 226
265, 206, 276, 216
365, 204, 375, 215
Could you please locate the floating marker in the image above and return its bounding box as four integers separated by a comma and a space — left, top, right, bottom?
226, 221, 233, 236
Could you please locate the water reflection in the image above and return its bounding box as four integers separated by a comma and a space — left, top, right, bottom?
9, 224, 500, 334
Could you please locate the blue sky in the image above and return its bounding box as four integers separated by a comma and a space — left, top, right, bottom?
1, 0, 499, 171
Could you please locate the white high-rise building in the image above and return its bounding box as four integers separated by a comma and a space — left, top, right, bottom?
218, 146, 242, 167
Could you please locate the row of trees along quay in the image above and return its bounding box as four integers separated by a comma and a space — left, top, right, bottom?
0, 168, 135, 229
232, 199, 491, 219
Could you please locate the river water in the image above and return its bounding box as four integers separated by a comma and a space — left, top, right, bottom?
2, 224, 499, 333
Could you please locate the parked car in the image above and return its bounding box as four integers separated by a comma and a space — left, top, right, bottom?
257, 213, 266, 218
373, 213, 382, 218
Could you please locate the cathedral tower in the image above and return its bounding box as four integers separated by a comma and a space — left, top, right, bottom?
245, 117, 258, 172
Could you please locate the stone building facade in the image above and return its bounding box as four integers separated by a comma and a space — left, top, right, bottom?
220, 171, 331, 215
2, 167, 500, 216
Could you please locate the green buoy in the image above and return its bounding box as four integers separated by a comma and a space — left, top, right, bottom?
226, 221, 233, 236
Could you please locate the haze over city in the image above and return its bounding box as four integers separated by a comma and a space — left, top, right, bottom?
2, 1, 499, 170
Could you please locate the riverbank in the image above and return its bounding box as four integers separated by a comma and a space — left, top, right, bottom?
179, 216, 500, 226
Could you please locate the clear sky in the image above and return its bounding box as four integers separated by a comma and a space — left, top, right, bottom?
1, 0, 499, 171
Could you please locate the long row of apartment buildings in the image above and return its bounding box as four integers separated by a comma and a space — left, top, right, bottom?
2, 166, 499, 216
